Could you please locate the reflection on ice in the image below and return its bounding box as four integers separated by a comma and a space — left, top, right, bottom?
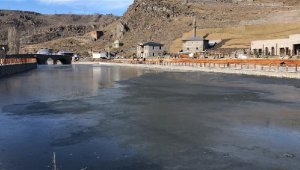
0, 65, 300, 170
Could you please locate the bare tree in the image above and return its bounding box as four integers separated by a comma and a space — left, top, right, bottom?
7, 27, 20, 54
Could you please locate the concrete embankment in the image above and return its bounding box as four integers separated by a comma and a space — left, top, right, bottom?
0, 63, 37, 78
87, 62, 300, 79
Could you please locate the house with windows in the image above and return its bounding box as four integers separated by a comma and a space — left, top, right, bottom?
137, 42, 164, 58
251, 34, 300, 56
182, 17, 209, 54
182, 37, 209, 53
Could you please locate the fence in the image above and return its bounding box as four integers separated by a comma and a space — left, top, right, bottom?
0, 58, 37, 66
110, 58, 300, 73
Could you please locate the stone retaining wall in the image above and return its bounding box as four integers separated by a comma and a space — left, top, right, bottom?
0, 63, 37, 78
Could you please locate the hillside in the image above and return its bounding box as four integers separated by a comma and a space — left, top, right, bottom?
119, 0, 299, 54
0, 10, 118, 46
170, 8, 300, 52
1, 0, 300, 57
170, 22, 300, 52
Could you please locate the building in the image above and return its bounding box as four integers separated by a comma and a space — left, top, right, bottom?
182, 17, 209, 54
182, 37, 209, 54
251, 34, 300, 56
137, 42, 164, 58
113, 40, 121, 49
88, 31, 103, 41
92, 52, 111, 59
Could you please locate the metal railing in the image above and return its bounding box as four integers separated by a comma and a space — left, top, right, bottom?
108, 58, 300, 73
0, 58, 37, 66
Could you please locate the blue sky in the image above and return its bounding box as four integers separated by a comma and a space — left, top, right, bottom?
0, 0, 134, 16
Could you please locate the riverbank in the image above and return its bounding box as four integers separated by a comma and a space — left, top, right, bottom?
75, 61, 300, 79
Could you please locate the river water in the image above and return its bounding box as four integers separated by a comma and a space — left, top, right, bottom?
0, 64, 300, 170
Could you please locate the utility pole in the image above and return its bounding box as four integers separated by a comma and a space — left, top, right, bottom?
193, 16, 197, 38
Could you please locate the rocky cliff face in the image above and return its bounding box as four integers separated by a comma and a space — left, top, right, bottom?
119, 0, 193, 53
0, 10, 118, 45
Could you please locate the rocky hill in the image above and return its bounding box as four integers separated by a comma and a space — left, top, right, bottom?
1, 0, 300, 57
119, 0, 299, 54
0, 10, 118, 46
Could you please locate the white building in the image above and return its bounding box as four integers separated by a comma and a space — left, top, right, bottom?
251, 34, 300, 56
182, 17, 209, 54
92, 52, 110, 59
182, 37, 209, 53
137, 42, 164, 58
113, 40, 121, 49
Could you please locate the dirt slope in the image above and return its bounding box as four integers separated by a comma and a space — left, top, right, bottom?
170, 22, 300, 52
0, 10, 118, 45
119, 0, 298, 54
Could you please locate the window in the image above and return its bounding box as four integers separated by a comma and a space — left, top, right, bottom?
153, 53, 155, 56
286, 47, 290, 56
271, 47, 275, 56
153, 46, 155, 50
253, 49, 258, 55
279, 48, 285, 55
258, 49, 263, 55
159, 46, 161, 50
196, 47, 199, 50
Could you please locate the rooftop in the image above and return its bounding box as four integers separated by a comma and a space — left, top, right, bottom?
140, 42, 164, 47
182, 37, 205, 41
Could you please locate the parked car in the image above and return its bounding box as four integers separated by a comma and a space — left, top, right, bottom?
37, 48, 53, 55
73, 54, 80, 61
57, 50, 74, 56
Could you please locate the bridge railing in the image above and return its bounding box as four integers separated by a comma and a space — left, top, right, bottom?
0, 58, 37, 66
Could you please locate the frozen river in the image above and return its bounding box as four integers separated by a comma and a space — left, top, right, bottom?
0, 64, 300, 170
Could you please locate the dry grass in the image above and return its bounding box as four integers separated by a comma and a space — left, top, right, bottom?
170, 22, 300, 53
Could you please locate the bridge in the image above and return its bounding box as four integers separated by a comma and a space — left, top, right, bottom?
6, 54, 72, 65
